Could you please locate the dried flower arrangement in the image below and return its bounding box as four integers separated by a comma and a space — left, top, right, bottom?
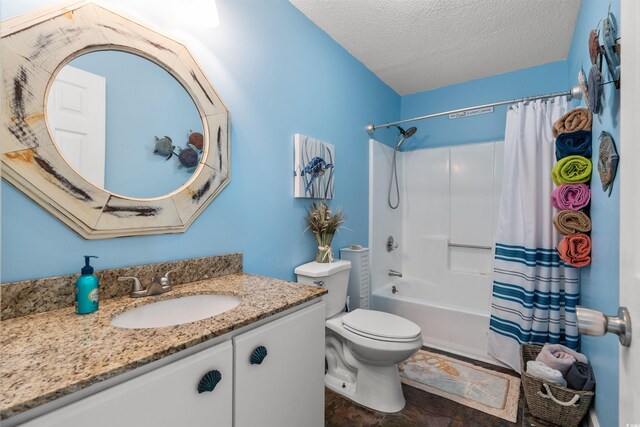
304, 201, 346, 263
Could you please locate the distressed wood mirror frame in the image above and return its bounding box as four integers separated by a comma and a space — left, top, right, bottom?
1, 2, 230, 239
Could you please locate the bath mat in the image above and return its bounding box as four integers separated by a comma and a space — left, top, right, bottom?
399, 350, 520, 423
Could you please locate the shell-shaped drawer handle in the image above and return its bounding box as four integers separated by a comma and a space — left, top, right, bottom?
250, 345, 268, 365
197, 370, 222, 393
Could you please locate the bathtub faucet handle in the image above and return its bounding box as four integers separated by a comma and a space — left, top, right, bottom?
387, 236, 399, 252
388, 269, 403, 278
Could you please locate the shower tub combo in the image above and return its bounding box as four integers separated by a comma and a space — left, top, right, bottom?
368, 138, 504, 366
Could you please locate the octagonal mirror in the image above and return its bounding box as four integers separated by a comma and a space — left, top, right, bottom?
1, 2, 229, 239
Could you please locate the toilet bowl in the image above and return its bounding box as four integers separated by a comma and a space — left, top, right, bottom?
295, 260, 422, 413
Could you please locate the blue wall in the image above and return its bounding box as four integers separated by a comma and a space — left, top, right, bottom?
566, 1, 621, 425
0, 0, 400, 282
400, 61, 568, 150
71, 51, 203, 198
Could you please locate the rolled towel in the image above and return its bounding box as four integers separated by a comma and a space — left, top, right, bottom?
557, 234, 592, 267
552, 155, 592, 185
553, 210, 592, 235
538, 344, 588, 372
555, 130, 592, 160
526, 361, 567, 387
553, 108, 592, 137
551, 184, 591, 211
566, 361, 596, 391
543, 344, 588, 363
535, 346, 575, 374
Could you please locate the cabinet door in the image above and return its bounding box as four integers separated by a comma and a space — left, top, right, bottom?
233, 303, 325, 427
23, 342, 233, 427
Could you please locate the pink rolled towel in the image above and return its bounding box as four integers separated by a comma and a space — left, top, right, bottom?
551, 184, 591, 211
535, 344, 588, 375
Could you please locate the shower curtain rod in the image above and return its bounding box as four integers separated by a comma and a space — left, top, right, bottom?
366, 85, 583, 135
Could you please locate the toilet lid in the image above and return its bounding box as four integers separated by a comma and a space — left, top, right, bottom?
341, 309, 421, 341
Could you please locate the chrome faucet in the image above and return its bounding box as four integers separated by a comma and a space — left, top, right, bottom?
388, 269, 402, 278
119, 268, 182, 298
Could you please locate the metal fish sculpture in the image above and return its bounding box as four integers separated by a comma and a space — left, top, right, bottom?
589, 29, 600, 66
153, 136, 176, 160
177, 144, 199, 169
578, 68, 590, 109
188, 131, 204, 151
302, 157, 333, 192
598, 131, 619, 196
588, 65, 603, 115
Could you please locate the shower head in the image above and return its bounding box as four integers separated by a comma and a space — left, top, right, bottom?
403, 126, 417, 138
394, 126, 417, 150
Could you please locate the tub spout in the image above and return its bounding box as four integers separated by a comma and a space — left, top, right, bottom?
388, 269, 402, 278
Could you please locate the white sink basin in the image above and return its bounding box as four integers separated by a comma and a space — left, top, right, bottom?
110, 294, 241, 329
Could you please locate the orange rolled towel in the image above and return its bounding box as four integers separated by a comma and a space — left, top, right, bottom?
552, 108, 592, 137
557, 233, 591, 267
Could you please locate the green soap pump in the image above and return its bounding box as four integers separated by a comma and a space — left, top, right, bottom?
76, 255, 99, 315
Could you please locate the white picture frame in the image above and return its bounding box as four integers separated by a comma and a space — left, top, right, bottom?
294, 134, 334, 199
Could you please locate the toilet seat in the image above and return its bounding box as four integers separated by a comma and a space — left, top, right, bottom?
342, 326, 421, 343
341, 309, 421, 343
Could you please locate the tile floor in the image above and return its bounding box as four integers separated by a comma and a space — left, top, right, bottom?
325, 347, 558, 427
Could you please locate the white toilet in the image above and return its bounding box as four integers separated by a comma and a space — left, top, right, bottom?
295, 260, 422, 413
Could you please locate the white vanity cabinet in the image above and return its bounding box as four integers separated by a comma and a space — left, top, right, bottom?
233, 302, 325, 427
19, 302, 324, 427
22, 341, 234, 427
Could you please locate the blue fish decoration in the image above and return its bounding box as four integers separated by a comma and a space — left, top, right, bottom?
302, 157, 334, 192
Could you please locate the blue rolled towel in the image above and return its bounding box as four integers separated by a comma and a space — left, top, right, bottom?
565, 361, 596, 391
555, 130, 592, 160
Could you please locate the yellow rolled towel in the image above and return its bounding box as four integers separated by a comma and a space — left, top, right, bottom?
552, 155, 592, 185
553, 108, 592, 137
553, 210, 592, 235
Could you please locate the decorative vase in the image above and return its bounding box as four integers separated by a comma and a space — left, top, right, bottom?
315, 233, 334, 263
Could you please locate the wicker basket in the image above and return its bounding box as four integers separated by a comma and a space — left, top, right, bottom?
520, 345, 594, 427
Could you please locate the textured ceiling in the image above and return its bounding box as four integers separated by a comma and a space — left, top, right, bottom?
289, 0, 581, 95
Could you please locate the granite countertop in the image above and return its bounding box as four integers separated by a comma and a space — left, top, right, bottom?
0, 273, 327, 421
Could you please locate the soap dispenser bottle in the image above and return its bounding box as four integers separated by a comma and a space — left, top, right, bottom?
76, 255, 99, 314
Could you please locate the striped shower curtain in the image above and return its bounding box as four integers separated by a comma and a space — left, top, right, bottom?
487, 97, 580, 372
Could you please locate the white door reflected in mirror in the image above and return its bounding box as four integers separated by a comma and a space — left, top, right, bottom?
47, 66, 106, 188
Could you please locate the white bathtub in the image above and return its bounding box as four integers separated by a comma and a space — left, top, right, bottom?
371, 278, 504, 366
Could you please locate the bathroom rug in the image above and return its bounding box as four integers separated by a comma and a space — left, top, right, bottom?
399, 350, 520, 422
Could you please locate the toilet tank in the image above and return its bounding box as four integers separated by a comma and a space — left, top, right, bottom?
295, 260, 351, 318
